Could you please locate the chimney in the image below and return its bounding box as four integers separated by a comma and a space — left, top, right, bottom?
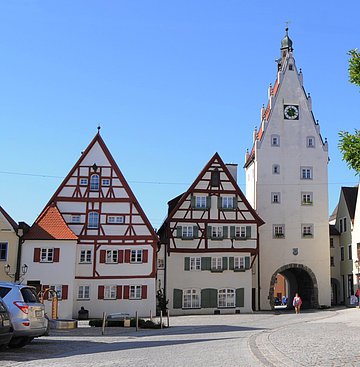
226, 163, 238, 182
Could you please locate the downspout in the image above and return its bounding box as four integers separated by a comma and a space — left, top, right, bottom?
257, 226, 261, 311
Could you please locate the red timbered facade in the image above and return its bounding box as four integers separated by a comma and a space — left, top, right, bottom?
158, 153, 264, 315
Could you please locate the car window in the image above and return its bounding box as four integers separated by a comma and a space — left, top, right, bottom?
0, 300, 7, 312
21, 288, 40, 303
0, 287, 11, 298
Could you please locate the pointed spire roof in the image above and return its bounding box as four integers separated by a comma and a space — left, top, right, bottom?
281, 27, 293, 51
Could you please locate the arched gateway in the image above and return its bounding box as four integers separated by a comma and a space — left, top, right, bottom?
269, 264, 319, 309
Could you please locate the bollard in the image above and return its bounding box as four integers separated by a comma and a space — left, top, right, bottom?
167, 310, 170, 328
160, 310, 163, 329
136, 311, 138, 332
150, 309, 153, 322
101, 312, 107, 335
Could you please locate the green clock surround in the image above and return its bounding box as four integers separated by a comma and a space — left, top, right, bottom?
284, 105, 299, 120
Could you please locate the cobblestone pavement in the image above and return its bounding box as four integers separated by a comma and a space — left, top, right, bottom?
1, 308, 359, 367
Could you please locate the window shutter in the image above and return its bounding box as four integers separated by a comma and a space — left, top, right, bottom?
142, 249, 148, 263
236, 288, 244, 307
207, 226, 212, 239
98, 286, 104, 300
141, 285, 147, 299
118, 250, 124, 263
217, 196, 222, 209
173, 289, 183, 309
116, 286, 123, 299
230, 226, 235, 239
246, 226, 251, 239
100, 250, 106, 263
184, 257, 190, 271
125, 249, 131, 263
233, 196, 237, 209
193, 226, 199, 239
229, 257, 234, 270
201, 257, 211, 270
62, 285, 68, 300
54, 248, 60, 262
201, 288, 217, 308
190, 195, 195, 208
176, 226, 182, 238
124, 286, 130, 299
245, 256, 251, 269
222, 257, 228, 270
206, 196, 211, 209
33, 248, 40, 262
223, 226, 228, 239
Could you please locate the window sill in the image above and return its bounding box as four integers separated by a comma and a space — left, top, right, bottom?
211, 269, 223, 273
182, 307, 201, 310
129, 298, 142, 300
233, 268, 246, 272
79, 262, 92, 264
217, 306, 236, 309
232, 237, 248, 241
220, 208, 236, 211
77, 298, 90, 301
181, 237, 195, 241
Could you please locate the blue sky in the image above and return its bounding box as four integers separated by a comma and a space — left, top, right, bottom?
0, 1, 359, 229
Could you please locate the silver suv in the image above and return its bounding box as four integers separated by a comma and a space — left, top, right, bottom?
0, 282, 48, 348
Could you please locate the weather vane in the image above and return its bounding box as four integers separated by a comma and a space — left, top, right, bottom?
285, 20, 291, 30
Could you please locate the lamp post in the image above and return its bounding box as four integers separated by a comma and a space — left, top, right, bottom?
4, 263, 28, 282
355, 259, 360, 308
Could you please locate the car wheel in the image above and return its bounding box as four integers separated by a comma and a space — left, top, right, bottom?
8, 337, 32, 348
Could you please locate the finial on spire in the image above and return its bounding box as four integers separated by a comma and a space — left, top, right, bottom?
97, 124, 101, 134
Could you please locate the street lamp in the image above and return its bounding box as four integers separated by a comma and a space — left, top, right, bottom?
4, 264, 28, 281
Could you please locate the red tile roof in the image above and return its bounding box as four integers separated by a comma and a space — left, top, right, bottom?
24, 203, 77, 240
0, 206, 18, 231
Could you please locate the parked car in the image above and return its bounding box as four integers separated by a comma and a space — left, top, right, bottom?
0, 282, 48, 348
0, 297, 13, 350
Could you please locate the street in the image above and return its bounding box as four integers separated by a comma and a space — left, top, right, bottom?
1, 308, 359, 367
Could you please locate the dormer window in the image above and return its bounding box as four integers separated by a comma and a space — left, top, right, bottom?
90, 174, 100, 191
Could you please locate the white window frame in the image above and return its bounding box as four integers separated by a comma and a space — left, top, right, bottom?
130, 249, 143, 263
301, 166, 313, 180
182, 226, 194, 239
130, 285, 142, 300
104, 285, 117, 300
273, 164, 280, 174
88, 212, 99, 229
190, 257, 201, 271
40, 248, 54, 263
78, 285, 90, 300
211, 257, 223, 270
218, 288, 235, 308
0, 242, 8, 261
235, 226, 246, 239
273, 225, 285, 238
271, 134, 280, 147
195, 196, 207, 209
80, 249, 92, 263
90, 174, 100, 191
306, 136, 315, 148
48, 285, 62, 300
183, 288, 200, 309
102, 179, 111, 186
222, 197, 234, 209
79, 178, 88, 186
106, 249, 118, 264
301, 192, 313, 205
271, 192, 281, 204
212, 226, 223, 239
234, 256, 245, 270
302, 224, 314, 238
107, 216, 125, 224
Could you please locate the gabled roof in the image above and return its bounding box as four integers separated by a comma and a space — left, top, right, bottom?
24, 202, 77, 240
341, 186, 358, 221
0, 206, 18, 231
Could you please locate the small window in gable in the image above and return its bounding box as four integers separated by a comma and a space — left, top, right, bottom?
210, 169, 220, 187
306, 136, 315, 148
102, 179, 110, 186
273, 164, 280, 174
80, 178, 88, 186
90, 174, 100, 191
71, 215, 81, 223
271, 134, 280, 146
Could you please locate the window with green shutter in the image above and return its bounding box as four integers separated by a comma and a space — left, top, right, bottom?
184, 257, 190, 271
236, 288, 244, 307
229, 257, 234, 270
222, 257, 228, 270
201, 288, 218, 308
245, 256, 251, 269
201, 257, 211, 270
176, 226, 182, 238
173, 289, 183, 309
246, 226, 251, 239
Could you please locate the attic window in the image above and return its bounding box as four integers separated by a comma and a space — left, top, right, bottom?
210, 169, 220, 187
289, 64, 293, 71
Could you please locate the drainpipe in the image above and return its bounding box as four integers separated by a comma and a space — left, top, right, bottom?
257, 226, 261, 311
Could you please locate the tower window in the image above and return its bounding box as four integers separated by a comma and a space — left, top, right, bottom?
271, 134, 280, 147
289, 64, 293, 71
306, 136, 315, 148
302, 224, 314, 238
273, 164, 280, 174
273, 225, 285, 238
300, 167, 313, 180
271, 192, 281, 204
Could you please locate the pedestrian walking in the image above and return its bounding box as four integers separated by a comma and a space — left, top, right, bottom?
292, 293, 302, 314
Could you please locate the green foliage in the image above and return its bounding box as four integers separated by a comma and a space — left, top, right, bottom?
338, 129, 360, 175
348, 49, 360, 87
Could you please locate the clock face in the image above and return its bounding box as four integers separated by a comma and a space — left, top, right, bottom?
284, 105, 299, 120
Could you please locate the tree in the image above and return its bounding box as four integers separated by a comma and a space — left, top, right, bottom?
348, 49, 360, 87
338, 129, 360, 175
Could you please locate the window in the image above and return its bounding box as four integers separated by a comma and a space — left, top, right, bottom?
41, 248, 54, 262
273, 225, 285, 238
131, 249, 143, 263
80, 249, 92, 263
289, 64, 293, 71
271, 134, 280, 146
78, 285, 90, 299
48, 285, 62, 300
195, 196, 207, 209
330, 238, 334, 248
301, 167, 313, 180
348, 245, 352, 260
302, 224, 313, 238
190, 257, 201, 271
340, 247, 344, 261
102, 179, 110, 186
157, 258, 165, 269
88, 212, 99, 229
234, 256, 245, 270
211, 257, 223, 271
80, 178, 88, 186
183, 289, 200, 308
182, 226, 194, 239
340, 219, 343, 233
271, 192, 281, 204
71, 215, 81, 223
90, 174, 100, 191
212, 226, 223, 239
210, 169, 220, 187
0, 243, 8, 261
344, 218, 347, 232
306, 136, 315, 148
235, 226, 246, 239
130, 285, 142, 299
104, 285, 117, 300
106, 250, 118, 263
273, 164, 280, 174
222, 197, 234, 209
218, 288, 235, 308
301, 192, 313, 205
108, 216, 124, 224
330, 256, 335, 267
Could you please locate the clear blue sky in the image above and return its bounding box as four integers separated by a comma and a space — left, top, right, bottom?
1, 1, 359, 229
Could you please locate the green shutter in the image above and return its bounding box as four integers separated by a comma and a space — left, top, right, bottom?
222, 257, 228, 270
193, 226, 199, 239
207, 226, 212, 239
229, 257, 234, 270
233, 196, 237, 209
206, 196, 211, 209
173, 289, 183, 309
184, 257, 190, 271
177, 226, 182, 238
201, 257, 211, 270
223, 226, 228, 239
236, 288, 244, 307
191, 195, 196, 208
230, 226, 235, 239
246, 226, 251, 239
201, 288, 218, 308
217, 196, 222, 209
245, 256, 250, 269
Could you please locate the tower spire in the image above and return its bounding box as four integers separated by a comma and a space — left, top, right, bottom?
280, 27, 293, 62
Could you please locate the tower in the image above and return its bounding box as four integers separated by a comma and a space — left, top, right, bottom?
245, 29, 331, 310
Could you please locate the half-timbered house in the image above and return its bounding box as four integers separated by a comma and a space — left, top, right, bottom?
158, 153, 264, 315
22, 131, 158, 319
